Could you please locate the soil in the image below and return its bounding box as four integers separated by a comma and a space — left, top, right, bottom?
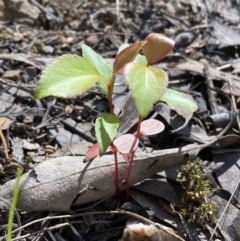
0, 0, 240, 240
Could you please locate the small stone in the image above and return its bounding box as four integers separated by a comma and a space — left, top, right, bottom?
42, 45, 54, 54
13, 32, 24, 41
85, 35, 99, 45
3, 70, 21, 81
23, 140, 40, 151
65, 36, 76, 44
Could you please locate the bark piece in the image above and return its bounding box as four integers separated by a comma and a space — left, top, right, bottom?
3, 0, 40, 20
2, 70, 21, 81
212, 19, 240, 46
0, 144, 200, 212
50, 141, 92, 157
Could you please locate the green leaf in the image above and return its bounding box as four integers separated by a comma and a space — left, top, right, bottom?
133, 54, 147, 65
35, 55, 102, 99
95, 77, 109, 97
95, 113, 120, 156
142, 33, 175, 65
113, 41, 146, 74
161, 88, 198, 110
82, 44, 113, 95
124, 63, 168, 118
82, 44, 113, 81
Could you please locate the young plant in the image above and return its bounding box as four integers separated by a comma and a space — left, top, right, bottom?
34, 33, 197, 200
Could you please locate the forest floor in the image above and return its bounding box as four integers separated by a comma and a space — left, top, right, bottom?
0, 0, 239, 240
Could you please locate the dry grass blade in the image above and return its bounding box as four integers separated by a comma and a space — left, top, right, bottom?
0, 118, 9, 161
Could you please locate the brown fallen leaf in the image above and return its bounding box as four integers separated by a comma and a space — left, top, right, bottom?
0, 144, 201, 212
212, 19, 240, 46
2, 0, 40, 20
159, 55, 240, 97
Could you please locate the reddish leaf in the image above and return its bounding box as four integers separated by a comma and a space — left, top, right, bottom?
113, 134, 139, 154
85, 143, 100, 159
85, 143, 113, 159
140, 119, 165, 136
142, 33, 175, 65
113, 41, 146, 74
121, 153, 132, 162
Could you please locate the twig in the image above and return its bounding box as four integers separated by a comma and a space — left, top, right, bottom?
0, 77, 35, 94
10, 223, 69, 241
29, 0, 61, 22
0, 118, 9, 161
10, 210, 185, 241
204, 64, 218, 114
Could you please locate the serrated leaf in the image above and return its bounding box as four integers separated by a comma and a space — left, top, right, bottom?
82, 44, 113, 95
142, 33, 175, 65
35, 55, 102, 99
82, 44, 113, 81
161, 88, 198, 111
124, 63, 168, 118
113, 41, 146, 74
95, 113, 120, 156
96, 80, 109, 96
113, 134, 139, 154
140, 119, 165, 136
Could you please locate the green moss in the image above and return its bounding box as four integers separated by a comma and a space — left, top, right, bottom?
178, 159, 218, 224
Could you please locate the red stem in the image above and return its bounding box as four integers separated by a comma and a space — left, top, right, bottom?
108, 85, 114, 114
108, 75, 116, 115
108, 75, 120, 198
136, 117, 142, 138
113, 148, 122, 200
125, 149, 136, 200
125, 117, 142, 200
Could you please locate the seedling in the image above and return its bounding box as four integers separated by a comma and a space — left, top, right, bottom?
35, 33, 197, 200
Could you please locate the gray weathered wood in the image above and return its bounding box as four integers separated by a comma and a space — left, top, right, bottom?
0, 144, 200, 212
